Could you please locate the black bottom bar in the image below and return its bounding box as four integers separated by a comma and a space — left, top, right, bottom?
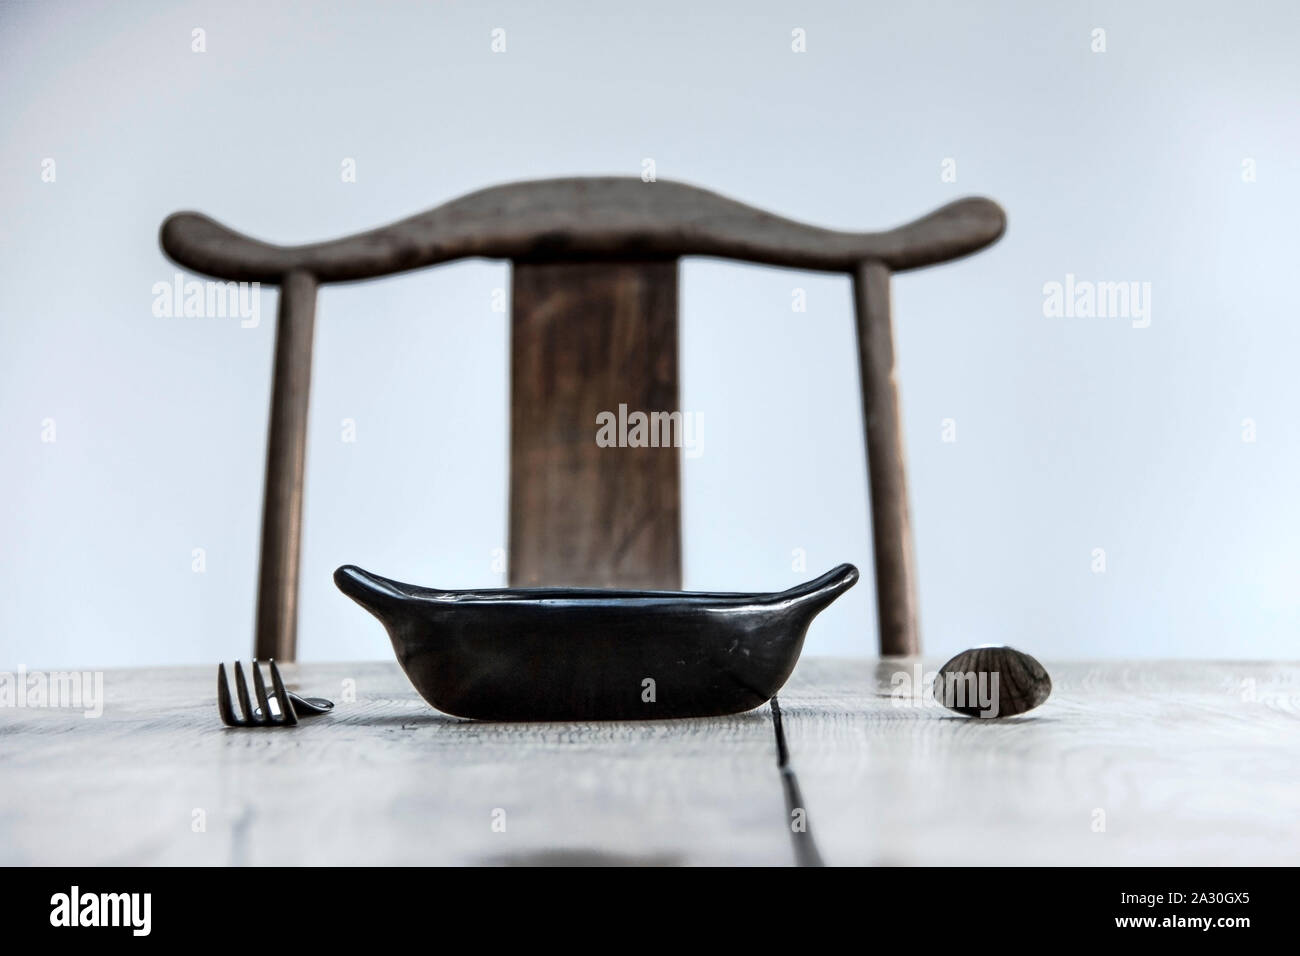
5, 866, 1284, 940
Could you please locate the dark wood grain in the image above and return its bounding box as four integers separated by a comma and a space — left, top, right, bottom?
509, 261, 682, 589
853, 261, 920, 656
254, 269, 317, 661
160, 178, 1005, 282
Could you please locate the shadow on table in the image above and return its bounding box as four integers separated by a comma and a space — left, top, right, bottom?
481, 848, 684, 867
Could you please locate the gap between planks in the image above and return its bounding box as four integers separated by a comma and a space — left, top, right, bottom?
769, 697, 825, 867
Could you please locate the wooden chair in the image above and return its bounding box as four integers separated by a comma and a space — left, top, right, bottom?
160, 178, 1005, 660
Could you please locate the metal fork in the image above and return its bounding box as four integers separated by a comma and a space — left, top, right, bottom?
217, 660, 305, 727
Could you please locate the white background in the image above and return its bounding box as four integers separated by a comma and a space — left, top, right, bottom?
2, 0, 1297, 667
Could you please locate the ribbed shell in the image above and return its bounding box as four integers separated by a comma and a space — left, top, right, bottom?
932, 646, 1051, 717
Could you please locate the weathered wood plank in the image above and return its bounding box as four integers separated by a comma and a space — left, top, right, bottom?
509, 260, 681, 589
778, 658, 1300, 865
0, 663, 787, 865
4, 660, 1294, 865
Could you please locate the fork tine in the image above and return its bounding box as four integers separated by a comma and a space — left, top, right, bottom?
217, 663, 243, 727
269, 660, 298, 726
250, 659, 272, 721
232, 661, 256, 724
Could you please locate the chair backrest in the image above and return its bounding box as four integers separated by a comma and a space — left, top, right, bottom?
161, 178, 1005, 660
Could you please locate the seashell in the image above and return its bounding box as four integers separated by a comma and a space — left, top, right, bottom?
932, 645, 1051, 718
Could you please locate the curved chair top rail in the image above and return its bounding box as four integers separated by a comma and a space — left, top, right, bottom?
161, 177, 1005, 284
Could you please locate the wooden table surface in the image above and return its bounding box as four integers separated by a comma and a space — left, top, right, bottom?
2, 658, 1296, 866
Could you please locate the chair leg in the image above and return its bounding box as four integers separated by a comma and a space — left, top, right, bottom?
254, 269, 318, 661
852, 260, 921, 656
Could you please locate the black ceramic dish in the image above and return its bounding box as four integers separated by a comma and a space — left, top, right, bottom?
334, 563, 859, 721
